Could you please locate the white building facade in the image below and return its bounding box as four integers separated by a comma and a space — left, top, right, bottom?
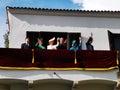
3, 6, 120, 90
7, 7, 120, 50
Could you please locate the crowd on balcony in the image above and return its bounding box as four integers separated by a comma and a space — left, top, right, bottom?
21, 33, 94, 50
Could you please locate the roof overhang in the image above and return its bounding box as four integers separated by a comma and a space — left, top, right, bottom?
6, 6, 120, 18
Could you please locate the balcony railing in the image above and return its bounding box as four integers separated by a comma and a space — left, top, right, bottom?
0, 48, 118, 70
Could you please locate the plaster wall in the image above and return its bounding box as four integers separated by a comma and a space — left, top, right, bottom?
7, 12, 120, 82
8, 13, 120, 50
0, 69, 118, 82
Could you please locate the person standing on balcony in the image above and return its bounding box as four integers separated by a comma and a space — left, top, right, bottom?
35, 37, 45, 49
86, 33, 94, 50
57, 37, 67, 49
70, 37, 82, 50
21, 37, 31, 49
47, 37, 59, 50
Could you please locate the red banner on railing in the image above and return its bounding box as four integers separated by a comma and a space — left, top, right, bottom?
76, 50, 118, 68
0, 48, 34, 67
0, 48, 118, 70
35, 49, 77, 68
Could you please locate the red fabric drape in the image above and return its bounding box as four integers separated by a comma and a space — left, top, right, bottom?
76, 50, 118, 68
0, 48, 118, 69
0, 48, 33, 67
35, 49, 77, 68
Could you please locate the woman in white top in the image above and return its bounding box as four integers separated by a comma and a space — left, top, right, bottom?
47, 37, 59, 50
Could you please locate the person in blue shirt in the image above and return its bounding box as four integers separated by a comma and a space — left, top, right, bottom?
70, 37, 82, 50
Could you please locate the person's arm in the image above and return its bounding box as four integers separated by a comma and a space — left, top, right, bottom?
78, 37, 82, 50
54, 37, 60, 47
35, 42, 39, 47
40, 45, 46, 49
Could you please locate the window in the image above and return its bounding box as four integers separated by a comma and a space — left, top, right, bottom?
108, 30, 120, 51
26, 31, 81, 49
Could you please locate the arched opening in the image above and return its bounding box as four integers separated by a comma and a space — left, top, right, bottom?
0, 79, 28, 90
74, 79, 117, 90
33, 79, 73, 90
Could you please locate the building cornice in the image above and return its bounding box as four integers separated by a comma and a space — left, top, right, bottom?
6, 6, 120, 18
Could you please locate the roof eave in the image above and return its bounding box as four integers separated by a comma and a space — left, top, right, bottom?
6, 6, 120, 18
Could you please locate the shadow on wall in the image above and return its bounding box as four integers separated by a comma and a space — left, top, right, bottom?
13, 14, 120, 29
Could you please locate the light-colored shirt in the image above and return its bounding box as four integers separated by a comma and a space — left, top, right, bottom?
47, 42, 59, 50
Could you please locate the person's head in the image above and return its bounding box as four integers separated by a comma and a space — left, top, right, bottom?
25, 37, 30, 44
87, 37, 93, 44
48, 37, 55, 45
60, 37, 64, 44
37, 37, 43, 45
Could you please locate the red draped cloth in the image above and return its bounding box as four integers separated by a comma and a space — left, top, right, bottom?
76, 50, 118, 68
0, 48, 118, 70
35, 49, 77, 68
0, 48, 33, 67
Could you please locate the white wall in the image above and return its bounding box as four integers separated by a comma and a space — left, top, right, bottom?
8, 12, 120, 50
7, 12, 120, 82
0, 69, 118, 82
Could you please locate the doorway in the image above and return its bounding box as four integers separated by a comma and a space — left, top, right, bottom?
108, 30, 120, 59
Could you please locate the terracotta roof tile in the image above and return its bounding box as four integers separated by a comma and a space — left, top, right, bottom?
7, 6, 120, 13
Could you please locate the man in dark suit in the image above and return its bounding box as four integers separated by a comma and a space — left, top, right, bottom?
21, 37, 31, 49
57, 37, 67, 49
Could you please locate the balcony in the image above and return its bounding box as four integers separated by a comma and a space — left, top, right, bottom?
0, 48, 118, 70
0, 48, 119, 70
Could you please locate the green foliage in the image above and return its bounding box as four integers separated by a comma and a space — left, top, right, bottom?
3, 31, 9, 48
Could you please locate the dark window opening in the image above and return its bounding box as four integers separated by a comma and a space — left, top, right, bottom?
26, 31, 81, 49
108, 30, 120, 51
